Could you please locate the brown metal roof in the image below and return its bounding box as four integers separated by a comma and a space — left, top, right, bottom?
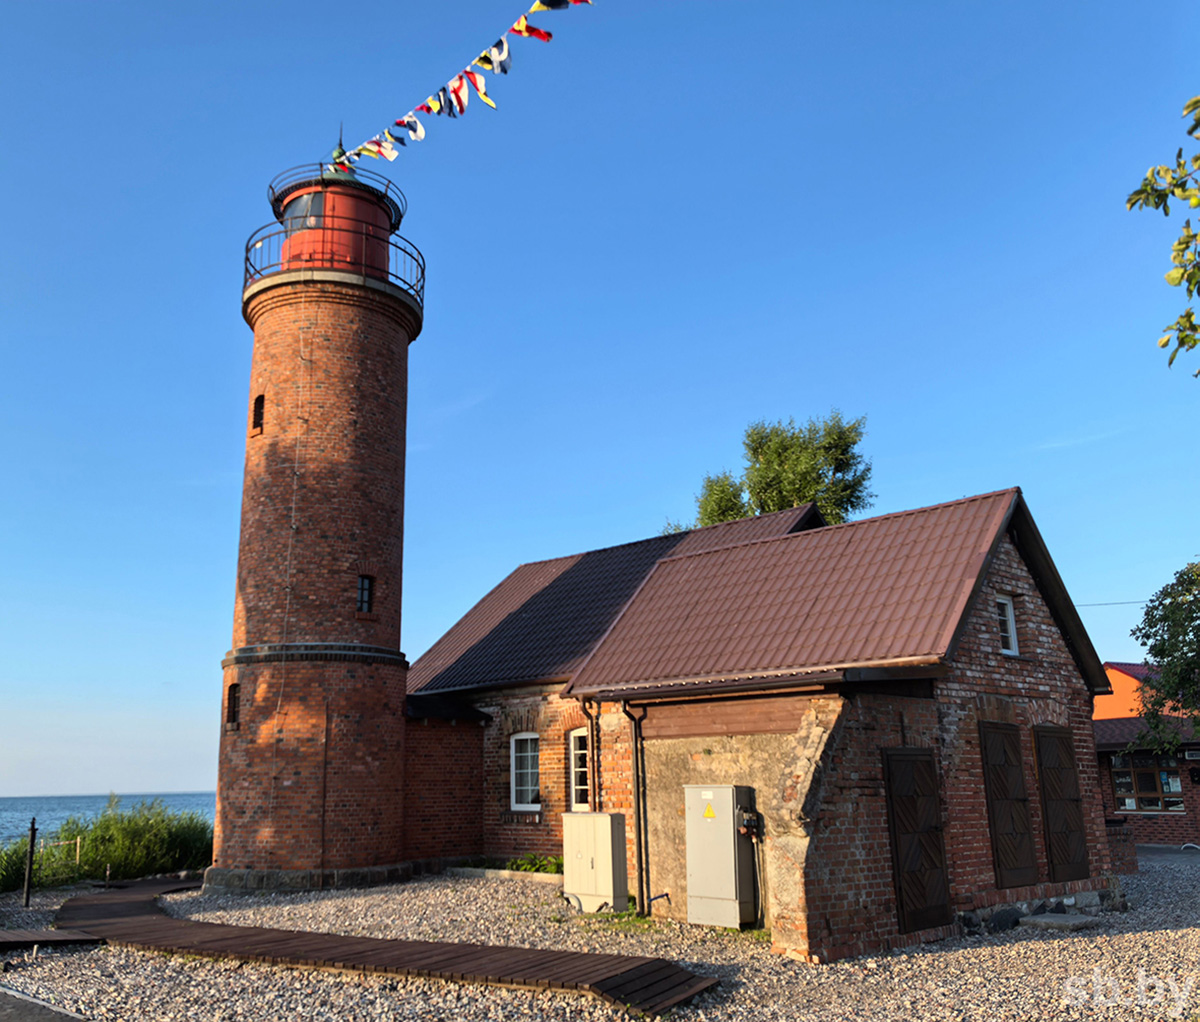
1093, 715, 1198, 749
407, 505, 822, 694
566, 490, 1020, 698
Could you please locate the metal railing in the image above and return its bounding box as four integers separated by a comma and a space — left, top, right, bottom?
244, 218, 426, 307
268, 164, 408, 229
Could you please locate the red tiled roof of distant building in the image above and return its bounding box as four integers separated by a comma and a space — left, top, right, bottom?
1104, 661, 1156, 682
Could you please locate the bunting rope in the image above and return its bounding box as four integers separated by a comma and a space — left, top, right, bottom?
334, 0, 592, 170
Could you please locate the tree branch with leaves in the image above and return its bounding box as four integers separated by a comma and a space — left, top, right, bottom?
1132, 561, 1200, 749
1126, 95, 1200, 375
667, 412, 873, 532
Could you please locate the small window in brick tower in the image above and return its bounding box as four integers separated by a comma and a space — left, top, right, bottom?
568, 727, 589, 812
357, 575, 375, 614
251, 394, 264, 434
225, 683, 240, 729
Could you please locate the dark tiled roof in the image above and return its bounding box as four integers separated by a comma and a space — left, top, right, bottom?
1093, 715, 1199, 749
407, 505, 822, 694
567, 490, 1018, 698
1104, 661, 1155, 682
405, 693, 491, 722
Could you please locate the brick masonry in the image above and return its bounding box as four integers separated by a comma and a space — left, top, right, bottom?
473, 533, 1119, 964
1096, 753, 1200, 846
213, 198, 422, 881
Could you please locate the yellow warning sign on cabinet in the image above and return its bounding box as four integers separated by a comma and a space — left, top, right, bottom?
703, 803, 716, 819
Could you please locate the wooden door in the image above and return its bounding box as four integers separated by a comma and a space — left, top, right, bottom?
882, 748, 953, 933
979, 722, 1038, 888
1034, 726, 1090, 882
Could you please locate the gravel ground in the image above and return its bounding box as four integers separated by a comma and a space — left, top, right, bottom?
2, 864, 1199, 1021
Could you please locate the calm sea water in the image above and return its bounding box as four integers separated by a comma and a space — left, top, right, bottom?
0, 793, 216, 847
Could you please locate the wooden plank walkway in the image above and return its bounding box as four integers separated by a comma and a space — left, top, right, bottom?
53, 880, 717, 1016
0, 930, 102, 953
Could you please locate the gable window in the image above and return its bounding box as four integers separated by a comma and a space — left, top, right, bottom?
569, 727, 589, 812
511, 732, 540, 811
1111, 753, 1184, 812
357, 575, 375, 614
251, 394, 265, 434
996, 595, 1018, 655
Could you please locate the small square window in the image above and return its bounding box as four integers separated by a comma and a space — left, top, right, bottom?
996, 595, 1018, 655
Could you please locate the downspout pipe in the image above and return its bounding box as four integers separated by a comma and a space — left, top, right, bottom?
621, 700, 648, 916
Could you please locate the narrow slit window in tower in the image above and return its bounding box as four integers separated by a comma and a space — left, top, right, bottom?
357, 575, 375, 614
225, 683, 240, 729
251, 394, 265, 433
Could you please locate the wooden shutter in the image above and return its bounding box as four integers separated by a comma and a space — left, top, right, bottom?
979, 722, 1038, 888
1034, 725, 1090, 882
882, 748, 953, 933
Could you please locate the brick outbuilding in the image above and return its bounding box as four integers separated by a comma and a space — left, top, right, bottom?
407, 488, 1121, 962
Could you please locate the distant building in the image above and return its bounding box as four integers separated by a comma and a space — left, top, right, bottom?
1093, 661, 1200, 852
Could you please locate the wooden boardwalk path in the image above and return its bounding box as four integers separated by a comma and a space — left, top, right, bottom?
51, 879, 717, 1016
0, 930, 101, 953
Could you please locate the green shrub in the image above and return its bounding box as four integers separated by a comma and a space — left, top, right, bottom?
505, 852, 564, 874
0, 796, 213, 893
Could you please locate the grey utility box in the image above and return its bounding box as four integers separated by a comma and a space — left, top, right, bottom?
562, 812, 628, 912
684, 785, 756, 927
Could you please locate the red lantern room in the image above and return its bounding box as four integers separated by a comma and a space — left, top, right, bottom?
245, 163, 424, 300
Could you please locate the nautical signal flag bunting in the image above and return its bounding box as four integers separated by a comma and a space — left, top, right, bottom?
336, 1, 592, 171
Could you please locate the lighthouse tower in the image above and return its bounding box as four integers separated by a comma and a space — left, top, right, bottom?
207, 163, 424, 890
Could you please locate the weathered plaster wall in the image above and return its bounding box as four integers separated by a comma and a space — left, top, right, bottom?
640, 697, 844, 936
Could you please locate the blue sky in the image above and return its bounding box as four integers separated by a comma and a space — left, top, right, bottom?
1, 1, 1195, 797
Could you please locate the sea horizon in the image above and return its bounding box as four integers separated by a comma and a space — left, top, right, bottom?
0, 791, 217, 847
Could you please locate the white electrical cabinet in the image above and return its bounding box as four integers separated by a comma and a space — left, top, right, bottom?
562, 812, 628, 912
684, 784, 756, 927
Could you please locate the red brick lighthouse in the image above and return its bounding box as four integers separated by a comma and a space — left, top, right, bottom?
207, 163, 425, 890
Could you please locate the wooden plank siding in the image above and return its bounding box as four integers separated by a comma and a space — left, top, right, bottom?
978, 721, 1038, 888
1034, 725, 1091, 882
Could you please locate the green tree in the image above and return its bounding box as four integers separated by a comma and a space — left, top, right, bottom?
1126, 95, 1200, 374
697, 470, 749, 525
694, 412, 874, 527
1131, 561, 1200, 747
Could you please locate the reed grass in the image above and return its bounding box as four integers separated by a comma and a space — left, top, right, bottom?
0, 795, 212, 893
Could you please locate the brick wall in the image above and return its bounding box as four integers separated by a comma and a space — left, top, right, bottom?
1106, 821, 1138, 873
940, 534, 1113, 894
403, 717, 486, 861
214, 658, 407, 872
1096, 754, 1200, 846
233, 281, 418, 651
214, 268, 420, 878
466, 688, 640, 880
472, 686, 592, 860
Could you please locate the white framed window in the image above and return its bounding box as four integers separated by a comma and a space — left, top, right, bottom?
996, 595, 1018, 655
568, 727, 589, 812
510, 732, 541, 811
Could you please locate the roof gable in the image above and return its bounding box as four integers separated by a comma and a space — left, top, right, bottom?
407, 504, 821, 694
567, 490, 1019, 698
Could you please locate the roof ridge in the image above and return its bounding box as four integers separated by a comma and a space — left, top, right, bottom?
652, 488, 1020, 566
506, 504, 813, 570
